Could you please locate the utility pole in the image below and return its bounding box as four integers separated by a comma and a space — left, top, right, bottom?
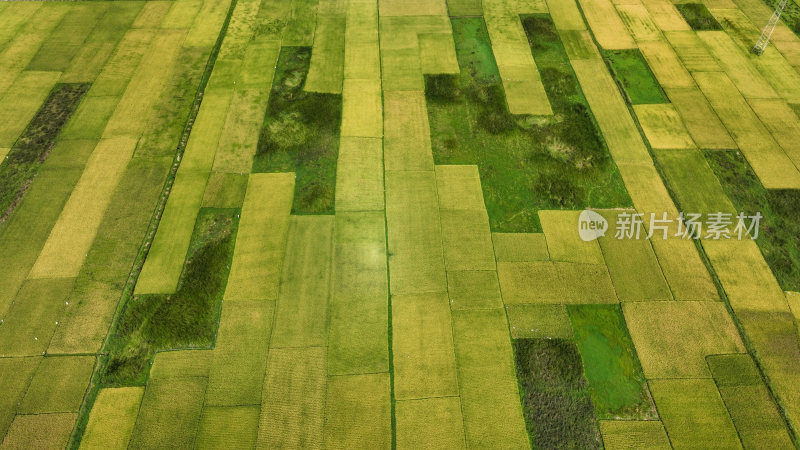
753, 0, 789, 55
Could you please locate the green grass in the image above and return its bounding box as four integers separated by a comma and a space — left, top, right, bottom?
102, 208, 239, 385
252, 46, 341, 214
513, 338, 602, 449
0, 83, 89, 222
568, 305, 655, 420
704, 150, 800, 291
426, 16, 629, 232
763, 0, 800, 35
604, 50, 668, 104
675, 3, 723, 31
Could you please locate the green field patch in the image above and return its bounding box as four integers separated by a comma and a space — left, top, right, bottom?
446, 270, 503, 309
128, 377, 206, 448
497, 261, 617, 304
622, 301, 745, 378
89, 28, 155, 97
29, 136, 138, 279
253, 47, 341, 214
59, 95, 118, 141
675, 3, 723, 30
1, 413, 77, 449
197, 406, 259, 449
0, 82, 88, 221
205, 301, 273, 406
271, 216, 332, 348
282, 0, 317, 46
513, 338, 601, 449
18, 355, 94, 414
427, 17, 630, 232
177, 88, 233, 172
705, 149, 800, 291
161, 0, 203, 29
664, 87, 735, 149
599, 420, 671, 450
506, 304, 573, 339
0, 278, 73, 357
334, 137, 384, 211
492, 232, 550, 261
385, 170, 447, 294
131, 1, 172, 28
48, 157, 171, 354
604, 49, 668, 104
396, 397, 466, 449
655, 148, 735, 215
714, 382, 794, 448
0, 357, 39, 438
452, 309, 530, 448
81, 387, 144, 449
649, 379, 741, 448
633, 103, 695, 149
392, 293, 459, 399
183, 0, 231, 49
305, 16, 345, 93
324, 373, 391, 448
26, 4, 108, 72
202, 172, 248, 208
664, 30, 720, 71
135, 171, 209, 294
104, 208, 238, 385
568, 305, 655, 419
258, 347, 325, 448
224, 173, 293, 301
328, 211, 389, 375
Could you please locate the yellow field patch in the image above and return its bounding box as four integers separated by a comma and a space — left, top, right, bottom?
641, 0, 691, 31
497, 261, 618, 304
435, 165, 485, 211
579, 0, 636, 49
161, 0, 202, 29
638, 40, 694, 88
184, 0, 233, 48
224, 173, 294, 301
341, 78, 382, 138
559, 30, 601, 59
396, 397, 466, 449
492, 232, 550, 261
381, 47, 424, 91
0, 147, 10, 161
694, 71, 800, 188
664, 86, 735, 148
149, 350, 212, 379
179, 88, 233, 172
212, 88, 269, 173
623, 301, 745, 377
599, 420, 671, 449
634, 103, 695, 149
335, 137, 384, 211
664, 30, 720, 71
132, 1, 172, 28
546, 0, 588, 30
385, 170, 447, 294
258, 347, 326, 448
135, 171, 208, 294
29, 137, 138, 279
649, 234, 719, 302
752, 46, 800, 103
305, 16, 345, 94
128, 377, 206, 448
451, 308, 530, 448
379, 0, 448, 15
697, 30, 778, 99
539, 210, 604, 264
198, 406, 259, 449
19, 356, 95, 414
419, 33, 459, 74
747, 98, 800, 167
392, 293, 459, 399
2, 413, 77, 450
446, 270, 504, 309
617, 4, 661, 41
89, 28, 155, 97
344, 0, 379, 79
324, 373, 391, 449
383, 91, 434, 170
239, 41, 280, 89
0, 71, 60, 148
506, 304, 574, 338
81, 387, 144, 449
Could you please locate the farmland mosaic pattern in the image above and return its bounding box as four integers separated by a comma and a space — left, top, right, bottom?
1, 0, 800, 447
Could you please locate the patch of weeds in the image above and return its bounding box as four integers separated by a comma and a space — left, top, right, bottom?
514, 338, 602, 449
568, 305, 657, 419
102, 208, 238, 385
675, 3, 723, 31
604, 49, 668, 104
426, 16, 630, 232
0, 83, 89, 222
252, 46, 341, 214
704, 150, 800, 291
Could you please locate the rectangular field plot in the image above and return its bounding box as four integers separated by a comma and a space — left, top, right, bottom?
748, 98, 800, 166
599, 420, 671, 450
341, 79, 382, 138
129, 377, 206, 449
178, 88, 233, 172
539, 210, 603, 264
335, 137, 384, 211
328, 212, 389, 375
492, 232, 550, 262
0, 279, 73, 357
205, 301, 273, 406
211, 88, 269, 173
392, 293, 459, 400
1, 413, 77, 450
396, 397, 466, 449
0, 71, 60, 148
617, 4, 661, 41
637, 41, 694, 89
451, 309, 530, 449
622, 301, 745, 377
664, 86, 735, 149
649, 379, 741, 449
419, 33, 460, 75
0, 357, 39, 438
446, 270, 503, 310
633, 104, 695, 149
149, 350, 212, 380
664, 30, 721, 71
89, 28, 156, 97
578, 0, 636, 49
385, 171, 446, 295
305, 16, 345, 94
384, 91, 434, 171
497, 261, 617, 304
81, 387, 144, 449
198, 406, 259, 449
26, 4, 108, 72
506, 304, 573, 339
258, 347, 325, 448
547, 0, 588, 30
201, 172, 248, 208
654, 148, 735, 215
18, 355, 94, 414
58, 95, 119, 140
697, 30, 778, 99
270, 216, 333, 348
324, 373, 391, 449
224, 173, 294, 301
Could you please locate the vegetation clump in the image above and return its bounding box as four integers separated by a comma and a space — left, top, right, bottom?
675, 3, 723, 31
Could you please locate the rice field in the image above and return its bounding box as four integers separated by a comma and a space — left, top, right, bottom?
2, 0, 800, 447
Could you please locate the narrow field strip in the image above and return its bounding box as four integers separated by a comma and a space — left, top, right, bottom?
637, 40, 695, 89
29, 136, 138, 279
341, 79, 383, 138
88, 28, 156, 98
497, 260, 618, 304
633, 103, 696, 149
26, 4, 108, 73
697, 30, 778, 99
0, 71, 61, 149
0, 357, 40, 438
664, 86, 735, 148
664, 30, 721, 71
384, 91, 434, 171
599, 420, 671, 449
335, 137, 385, 211
578, 0, 637, 49
80, 387, 144, 449
344, 0, 380, 79
305, 16, 346, 94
